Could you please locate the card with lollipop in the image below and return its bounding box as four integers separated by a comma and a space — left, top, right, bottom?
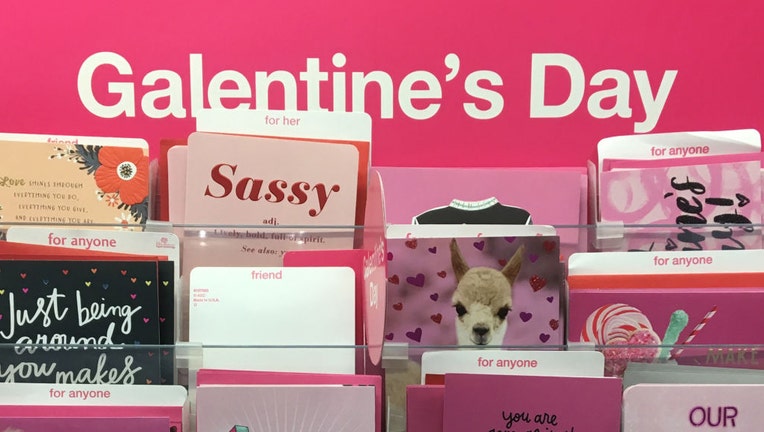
568, 250, 764, 376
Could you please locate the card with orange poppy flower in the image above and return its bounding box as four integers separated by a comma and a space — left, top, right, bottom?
0, 133, 150, 229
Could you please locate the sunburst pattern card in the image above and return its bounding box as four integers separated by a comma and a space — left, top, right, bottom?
0, 133, 149, 227
196, 385, 375, 432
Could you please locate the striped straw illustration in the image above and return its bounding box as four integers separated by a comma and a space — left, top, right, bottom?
671, 305, 717, 360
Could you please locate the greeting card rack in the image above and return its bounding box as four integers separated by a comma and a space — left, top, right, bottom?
2, 219, 764, 432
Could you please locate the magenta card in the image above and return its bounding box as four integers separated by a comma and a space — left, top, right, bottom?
385, 235, 564, 347
599, 156, 762, 251
442, 374, 621, 432
406, 385, 444, 432
0, 417, 169, 432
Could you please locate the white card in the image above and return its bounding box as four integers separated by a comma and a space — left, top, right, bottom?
188, 267, 356, 374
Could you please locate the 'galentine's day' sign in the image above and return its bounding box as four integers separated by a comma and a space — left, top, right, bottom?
1, 1, 762, 167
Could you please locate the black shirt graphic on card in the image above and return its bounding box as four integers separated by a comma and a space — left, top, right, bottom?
412, 198, 532, 225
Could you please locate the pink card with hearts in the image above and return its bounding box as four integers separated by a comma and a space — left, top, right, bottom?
599, 154, 762, 251
385, 234, 564, 347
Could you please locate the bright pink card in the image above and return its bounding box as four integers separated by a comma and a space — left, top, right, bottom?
442, 374, 622, 432
600, 156, 762, 251
406, 385, 444, 432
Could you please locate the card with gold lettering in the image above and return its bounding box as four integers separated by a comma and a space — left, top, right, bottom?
0, 260, 162, 384
0, 133, 149, 227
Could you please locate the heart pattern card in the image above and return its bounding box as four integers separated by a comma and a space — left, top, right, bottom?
385, 233, 564, 347
0, 260, 163, 384
0, 133, 150, 227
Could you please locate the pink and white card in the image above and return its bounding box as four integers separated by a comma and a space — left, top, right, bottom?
421, 350, 605, 383
623, 384, 764, 431
599, 152, 762, 251
196, 385, 375, 432
184, 131, 359, 226
196, 369, 382, 432
592, 129, 762, 250
188, 267, 356, 374
181, 131, 360, 273
0, 383, 188, 431
442, 374, 622, 432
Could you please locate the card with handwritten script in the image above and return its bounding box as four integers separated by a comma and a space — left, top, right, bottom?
442, 373, 622, 432
599, 154, 762, 251
0, 260, 163, 384
0, 417, 170, 432
0, 133, 150, 227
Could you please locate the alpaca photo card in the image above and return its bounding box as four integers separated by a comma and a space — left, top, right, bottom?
385, 231, 564, 347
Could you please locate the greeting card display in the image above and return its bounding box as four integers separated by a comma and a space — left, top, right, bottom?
0, 133, 150, 227
568, 250, 764, 376
0, 260, 164, 384
385, 230, 564, 347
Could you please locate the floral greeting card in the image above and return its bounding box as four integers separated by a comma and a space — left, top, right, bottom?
0, 134, 150, 228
